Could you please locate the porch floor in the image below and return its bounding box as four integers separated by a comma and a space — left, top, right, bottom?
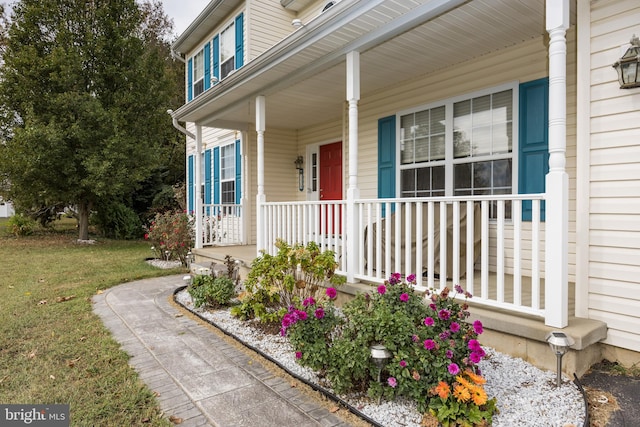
192, 245, 607, 377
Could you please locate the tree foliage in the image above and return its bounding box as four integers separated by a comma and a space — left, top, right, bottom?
0, 0, 183, 239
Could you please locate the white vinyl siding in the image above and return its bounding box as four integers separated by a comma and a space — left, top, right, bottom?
586, 0, 640, 352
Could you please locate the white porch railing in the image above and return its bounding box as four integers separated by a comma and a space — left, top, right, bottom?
260, 195, 546, 318
203, 203, 243, 245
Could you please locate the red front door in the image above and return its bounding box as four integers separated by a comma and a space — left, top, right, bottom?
319, 141, 342, 233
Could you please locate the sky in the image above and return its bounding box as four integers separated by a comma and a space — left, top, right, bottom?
161, 0, 211, 36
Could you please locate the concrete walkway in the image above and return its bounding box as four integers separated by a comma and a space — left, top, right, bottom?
92, 275, 352, 427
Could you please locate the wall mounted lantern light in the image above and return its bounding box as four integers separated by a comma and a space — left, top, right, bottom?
546, 331, 574, 388
612, 35, 640, 89
294, 155, 304, 191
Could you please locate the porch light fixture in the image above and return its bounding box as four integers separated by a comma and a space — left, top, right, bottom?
291, 18, 305, 28
294, 155, 304, 191
612, 35, 640, 89
546, 331, 574, 388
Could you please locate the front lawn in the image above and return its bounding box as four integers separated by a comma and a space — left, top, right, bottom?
0, 217, 183, 426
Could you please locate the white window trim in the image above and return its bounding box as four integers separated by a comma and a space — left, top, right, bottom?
396, 81, 519, 198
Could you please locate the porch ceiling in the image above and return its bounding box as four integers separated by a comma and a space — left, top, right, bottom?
174, 0, 560, 132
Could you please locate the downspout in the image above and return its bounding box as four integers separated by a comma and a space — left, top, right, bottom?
167, 109, 195, 140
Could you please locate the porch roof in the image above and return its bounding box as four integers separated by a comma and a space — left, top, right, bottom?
171, 0, 564, 131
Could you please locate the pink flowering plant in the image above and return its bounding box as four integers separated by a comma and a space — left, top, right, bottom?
281, 273, 496, 425
145, 210, 194, 266
282, 287, 343, 371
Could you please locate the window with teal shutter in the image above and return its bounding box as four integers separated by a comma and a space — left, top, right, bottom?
204, 42, 211, 91
187, 58, 193, 101
204, 149, 212, 215
212, 35, 220, 83
235, 140, 242, 204
187, 155, 194, 214
378, 116, 396, 216
518, 77, 549, 221
235, 13, 244, 69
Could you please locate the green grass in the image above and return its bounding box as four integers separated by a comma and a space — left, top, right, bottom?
0, 217, 184, 426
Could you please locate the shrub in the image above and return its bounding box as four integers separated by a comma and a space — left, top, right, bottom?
6, 213, 36, 236
231, 239, 345, 324
145, 210, 194, 266
188, 275, 236, 308
92, 201, 143, 239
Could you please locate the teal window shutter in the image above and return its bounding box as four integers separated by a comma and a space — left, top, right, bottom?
235, 140, 242, 205
204, 42, 211, 90
519, 77, 549, 221
378, 116, 396, 216
235, 13, 244, 69
213, 147, 220, 205
204, 149, 212, 215
187, 58, 193, 101
187, 155, 194, 214
212, 35, 220, 83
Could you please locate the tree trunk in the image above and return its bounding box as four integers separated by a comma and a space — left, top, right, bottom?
77, 201, 90, 241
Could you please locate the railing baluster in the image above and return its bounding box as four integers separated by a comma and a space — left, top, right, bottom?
513, 201, 522, 306
497, 200, 505, 303
531, 199, 541, 310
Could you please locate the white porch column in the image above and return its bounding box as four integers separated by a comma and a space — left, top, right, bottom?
346, 51, 360, 283
544, 0, 570, 328
194, 124, 203, 249
256, 95, 266, 254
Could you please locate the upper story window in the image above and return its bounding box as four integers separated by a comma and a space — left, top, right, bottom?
219, 22, 235, 80
193, 50, 205, 97
399, 83, 516, 216
187, 13, 244, 102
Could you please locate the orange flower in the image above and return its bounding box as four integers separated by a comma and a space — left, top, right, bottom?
434, 381, 451, 399
464, 369, 486, 385
453, 384, 471, 402
470, 384, 488, 406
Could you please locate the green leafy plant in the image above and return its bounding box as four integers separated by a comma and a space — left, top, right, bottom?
145, 210, 194, 266
6, 213, 36, 236
231, 239, 345, 324
188, 275, 236, 308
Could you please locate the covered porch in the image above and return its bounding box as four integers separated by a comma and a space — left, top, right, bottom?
175, 0, 607, 374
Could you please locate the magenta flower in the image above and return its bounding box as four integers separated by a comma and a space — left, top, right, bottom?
297, 310, 308, 321
326, 287, 337, 299
439, 331, 450, 340
387, 377, 397, 388
449, 322, 460, 333
429, 303, 437, 311
399, 360, 407, 368
423, 317, 434, 326
406, 274, 416, 284
454, 284, 464, 293
423, 339, 436, 350
377, 285, 387, 295
302, 297, 316, 307
438, 309, 451, 320
448, 363, 460, 375
314, 307, 325, 319
473, 320, 484, 334
445, 349, 454, 359
295, 351, 302, 359
399, 293, 409, 302
468, 339, 481, 351
470, 351, 482, 364
389, 273, 402, 284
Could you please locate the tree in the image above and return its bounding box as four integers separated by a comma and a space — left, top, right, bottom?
0, 0, 180, 239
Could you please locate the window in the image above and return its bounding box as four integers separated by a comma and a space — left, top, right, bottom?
193, 50, 204, 97
399, 84, 516, 215
220, 143, 235, 204
220, 22, 235, 80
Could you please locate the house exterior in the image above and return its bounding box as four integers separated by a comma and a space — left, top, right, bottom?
0, 197, 14, 218
170, 0, 640, 372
